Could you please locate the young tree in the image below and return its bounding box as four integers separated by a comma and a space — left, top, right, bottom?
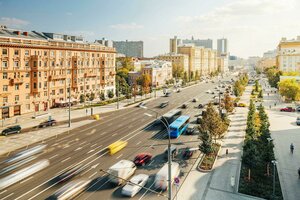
199, 130, 213, 156
108, 90, 114, 99
278, 78, 300, 101
255, 80, 259, 92
224, 94, 234, 113
79, 94, 85, 103
242, 144, 260, 181
89, 92, 95, 101
99, 92, 105, 101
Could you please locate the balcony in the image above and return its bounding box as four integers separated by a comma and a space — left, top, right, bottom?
48, 75, 66, 81
9, 78, 24, 85
84, 72, 97, 78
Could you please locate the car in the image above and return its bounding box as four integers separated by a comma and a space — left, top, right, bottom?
137, 102, 146, 107
296, 117, 300, 126
192, 98, 198, 102
1, 125, 21, 136
198, 104, 204, 109
121, 174, 149, 197
182, 148, 196, 159
160, 101, 169, 108
280, 107, 295, 112
296, 106, 300, 112
57, 164, 87, 183
38, 119, 57, 128
196, 116, 203, 124
164, 145, 177, 159
237, 103, 247, 107
206, 90, 212, 94
211, 91, 215, 94
176, 88, 181, 93
181, 103, 188, 109
186, 125, 196, 135
133, 153, 152, 166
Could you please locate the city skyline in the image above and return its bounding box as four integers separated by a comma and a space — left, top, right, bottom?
0, 0, 300, 58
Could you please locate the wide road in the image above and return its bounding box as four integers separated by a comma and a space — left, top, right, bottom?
0, 76, 233, 200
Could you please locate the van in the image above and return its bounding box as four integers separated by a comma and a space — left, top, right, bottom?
108, 160, 136, 185
154, 162, 180, 190
108, 141, 128, 155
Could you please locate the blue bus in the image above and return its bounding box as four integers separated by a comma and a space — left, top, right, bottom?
161, 109, 182, 125
169, 115, 190, 138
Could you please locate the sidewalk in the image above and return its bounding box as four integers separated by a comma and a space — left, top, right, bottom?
260, 78, 300, 200
177, 86, 264, 200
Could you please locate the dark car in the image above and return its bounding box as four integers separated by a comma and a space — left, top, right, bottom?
1, 125, 21, 136
198, 104, 204, 109
137, 101, 146, 107
160, 101, 169, 108
181, 104, 188, 109
39, 119, 57, 128
186, 126, 196, 135
280, 107, 295, 112
296, 117, 300, 126
57, 164, 87, 183
134, 153, 152, 166
183, 148, 194, 159
196, 116, 203, 124
296, 106, 300, 112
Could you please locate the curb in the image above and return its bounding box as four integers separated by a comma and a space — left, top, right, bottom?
197, 143, 222, 172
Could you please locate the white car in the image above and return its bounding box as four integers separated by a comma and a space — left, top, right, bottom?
206, 90, 212, 94
121, 174, 149, 197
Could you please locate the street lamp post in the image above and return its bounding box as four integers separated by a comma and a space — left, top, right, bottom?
141, 106, 172, 200
68, 85, 71, 127
271, 160, 277, 200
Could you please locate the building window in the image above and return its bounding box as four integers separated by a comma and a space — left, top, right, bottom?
51, 61, 55, 67
44, 91, 47, 96
26, 104, 30, 110
3, 72, 7, 79
26, 83, 29, 89
44, 82, 47, 88
52, 90, 55, 95
3, 97, 8, 103
25, 50, 29, 56
15, 95, 19, 102
3, 85, 8, 91
80, 86, 83, 90
59, 89, 63, 94
2, 61, 8, 68
50, 51, 54, 57
44, 51, 47, 56
26, 94, 30, 99
14, 49, 19, 56
39, 61, 42, 67
33, 72, 37, 77
25, 72, 30, 77
39, 72, 41, 77
33, 61, 37, 67
44, 61, 47, 67
14, 61, 19, 68
33, 82, 37, 89
2, 49, 8, 55
15, 84, 19, 90
39, 82, 42, 88
25, 61, 29, 67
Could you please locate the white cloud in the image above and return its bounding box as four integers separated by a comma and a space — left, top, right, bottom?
109, 22, 143, 30
175, 0, 299, 58
0, 17, 29, 28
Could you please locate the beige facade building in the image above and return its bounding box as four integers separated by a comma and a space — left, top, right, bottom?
157, 53, 189, 78
142, 61, 173, 87
177, 45, 218, 77
257, 58, 276, 71
277, 36, 300, 72
0, 26, 116, 119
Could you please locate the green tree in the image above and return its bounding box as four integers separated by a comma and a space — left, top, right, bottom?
89, 92, 95, 101
242, 144, 260, 181
99, 92, 105, 101
265, 66, 282, 88
108, 90, 114, 98
278, 78, 300, 101
190, 71, 194, 81
255, 80, 259, 92
173, 64, 184, 79
79, 94, 85, 103
199, 130, 213, 155
224, 94, 234, 113
183, 71, 188, 83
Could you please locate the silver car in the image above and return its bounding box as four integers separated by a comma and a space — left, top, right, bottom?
121, 174, 149, 197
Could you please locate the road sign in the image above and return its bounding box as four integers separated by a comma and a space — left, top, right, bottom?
174, 177, 180, 186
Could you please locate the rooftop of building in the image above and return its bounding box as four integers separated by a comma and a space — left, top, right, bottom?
280, 36, 300, 43
158, 53, 188, 57
143, 60, 171, 69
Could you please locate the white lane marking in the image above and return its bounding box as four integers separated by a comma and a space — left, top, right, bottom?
148, 160, 155, 166
91, 163, 99, 169
136, 141, 141, 145
90, 143, 98, 148
79, 141, 87, 146
51, 143, 59, 147
20, 176, 33, 184
88, 172, 97, 179
49, 154, 58, 160
116, 154, 123, 159
81, 167, 93, 176
61, 157, 71, 163
62, 145, 70, 149
0, 190, 7, 195
138, 181, 156, 200
87, 149, 95, 154
74, 147, 82, 151
1, 193, 14, 200
100, 131, 106, 136
111, 133, 117, 137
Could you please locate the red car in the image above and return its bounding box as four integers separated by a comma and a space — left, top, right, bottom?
133, 153, 152, 166
280, 107, 295, 112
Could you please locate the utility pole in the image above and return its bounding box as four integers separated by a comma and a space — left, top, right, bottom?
272, 160, 277, 200
68, 85, 71, 127
116, 78, 119, 109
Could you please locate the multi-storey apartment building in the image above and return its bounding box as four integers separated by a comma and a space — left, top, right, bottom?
113, 40, 143, 58
182, 37, 213, 49
157, 53, 189, 78
277, 36, 300, 72
0, 26, 116, 119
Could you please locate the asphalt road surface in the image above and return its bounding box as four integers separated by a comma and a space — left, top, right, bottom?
0, 76, 233, 200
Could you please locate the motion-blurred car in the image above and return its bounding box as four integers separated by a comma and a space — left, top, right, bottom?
133, 153, 152, 166
47, 179, 90, 200
237, 103, 247, 107
57, 164, 87, 183
206, 90, 212, 94
121, 174, 149, 197
198, 104, 204, 109
296, 117, 300, 126
183, 148, 194, 159
38, 119, 57, 128
280, 107, 295, 112
164, 145, 177, 159
186, 125, 196, 135
196, 116, 203, 124
1, 125, 21, 136
181, 104, 188, 109
137, 102, 146, 107
160, 101, 169, 108
192, 98, 198, 102
295, 106, 300, 112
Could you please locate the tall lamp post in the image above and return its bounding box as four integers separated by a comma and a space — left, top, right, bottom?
140, 106, 172, 200
68, 85, 71, 127
271, 160, 278, 200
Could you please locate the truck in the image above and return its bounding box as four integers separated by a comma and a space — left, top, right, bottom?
154, 162, 180, 190
107, 160, 136, 185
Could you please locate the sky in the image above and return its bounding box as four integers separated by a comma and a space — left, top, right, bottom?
0, 0, 300, 58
